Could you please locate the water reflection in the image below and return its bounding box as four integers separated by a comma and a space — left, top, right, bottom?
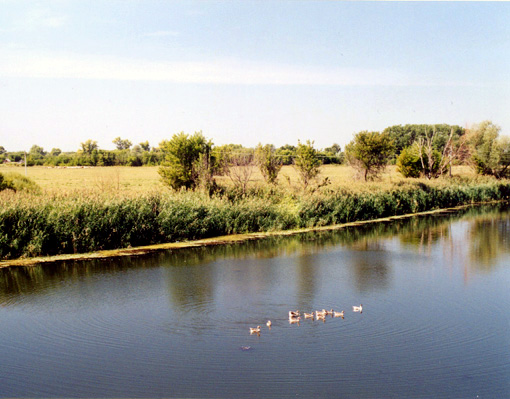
349, 239, 390, 292
469, 214, 510, 270
1, 203, 509, 306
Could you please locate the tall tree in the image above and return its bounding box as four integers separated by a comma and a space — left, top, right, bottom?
345, 131, 394, 181
158, 131, 213, 190
468, 121, 510, 178
255, 144, 282, 185
294, 140, 321, 189
80, 140, 98, 154
139, 141, 150, 151
113, 137, 132, 150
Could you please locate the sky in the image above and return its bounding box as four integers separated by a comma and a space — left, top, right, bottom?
1, 1, 509, 152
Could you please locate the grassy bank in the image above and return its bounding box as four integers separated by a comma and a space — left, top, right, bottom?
1, 177, 510, 260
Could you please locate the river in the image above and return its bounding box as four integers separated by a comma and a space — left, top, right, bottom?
1, 204, 509, 398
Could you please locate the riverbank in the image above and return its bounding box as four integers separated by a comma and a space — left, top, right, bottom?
1, 178, 510, 265
1, 201, 507, 268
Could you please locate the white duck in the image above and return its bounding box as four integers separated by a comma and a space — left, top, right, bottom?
352, 304, 363, 313
250, 326, 261, 334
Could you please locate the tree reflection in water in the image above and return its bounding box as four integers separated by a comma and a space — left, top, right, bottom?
1, 203, 509, 306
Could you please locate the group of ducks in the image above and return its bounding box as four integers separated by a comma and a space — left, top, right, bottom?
249, 304, 363, 335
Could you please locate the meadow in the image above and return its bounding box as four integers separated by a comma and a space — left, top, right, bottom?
0, 164, 478, 193
1, 164, 507, 261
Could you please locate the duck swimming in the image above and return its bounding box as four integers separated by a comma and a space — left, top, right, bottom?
352, 304, 363, 313
250, 326, 261, 334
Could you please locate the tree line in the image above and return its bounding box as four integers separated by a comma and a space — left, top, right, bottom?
156, 121, 510, 193
1, 121, 509, 187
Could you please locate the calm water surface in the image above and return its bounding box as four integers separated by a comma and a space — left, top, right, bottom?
1, 204, 510, 398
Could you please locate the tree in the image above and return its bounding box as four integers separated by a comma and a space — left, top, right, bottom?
224, 149, 255, 194
50, 148, 62, 157
321, 143, 344, 164
294, 140, 321, 189
383, 124, 465, 160
80, 140, 98, 154
0, 146, 6, 154
255, 144, 282, 185
158, 131, 213, 190
275, 144, 296, 165
345, 131, 394, 181
28, 145, 46, 165
468, 121, 510, 178
139, 141, 150, 152
113, 137, 132, 150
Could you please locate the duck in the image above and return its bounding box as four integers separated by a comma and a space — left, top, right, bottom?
324, 309, 334, 316
333, 310, 345, 318
250, 326, 261, 334
303, 312, 314, 319
266, 320, 272, 328
315, 310, 327, 319
288, 310, 300, 319
353, 304, 363, 313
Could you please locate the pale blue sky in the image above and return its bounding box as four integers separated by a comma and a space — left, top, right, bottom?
1, 1, 509, 152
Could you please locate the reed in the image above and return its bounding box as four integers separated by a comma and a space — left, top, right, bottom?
1, 176, 510, 260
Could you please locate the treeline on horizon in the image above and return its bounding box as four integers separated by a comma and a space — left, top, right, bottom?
0, 123, 467, 168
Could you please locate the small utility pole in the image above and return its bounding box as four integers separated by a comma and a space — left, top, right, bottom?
24, 151, 27, 176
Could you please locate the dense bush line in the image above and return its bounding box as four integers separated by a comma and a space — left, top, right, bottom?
1, 180, 510, 260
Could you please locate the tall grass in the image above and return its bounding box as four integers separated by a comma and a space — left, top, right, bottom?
1, 177, 510, 260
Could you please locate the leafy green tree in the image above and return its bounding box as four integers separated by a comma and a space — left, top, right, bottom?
50, 148, 62, 157
275, 144, 296, 165
113, 137, 132, 150
345, 131, 394, 181
396, 142, 439, 178
255, 144, 282, 185
321, 143, 344, 164
294, 140, 321, 189
139, 141, 150, 151
468, 121, 510, 178
28, 145, 46, 165
80, 140, 98, 154
158, 131, 213, 190
383, 124, 465, 159
0, 146, 6, 154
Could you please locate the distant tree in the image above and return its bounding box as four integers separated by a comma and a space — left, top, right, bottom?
275, 144, 296, 165
345, 131, 394, 181
0, 146, 6, 154
383, 124, 465, 160
417, 126, 469, 179
50, 148, 62, 157
225, 149, 255, 194
321, 143, 344, 164
113, 137, 132, 150
29, 145, 45, 157
255, 144, 282, 185
27, 145, 46, 165
158, 131, 213, 190
396, 143, 438, 178
294, 140, 321, 189
139, 141, 150, 152
80, 140, 98, 154
468, 121, 510, 178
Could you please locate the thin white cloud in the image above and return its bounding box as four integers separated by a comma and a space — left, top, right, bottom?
0, 50, 479, 87
142, 30, 180, 38
2, 6, 68, 32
